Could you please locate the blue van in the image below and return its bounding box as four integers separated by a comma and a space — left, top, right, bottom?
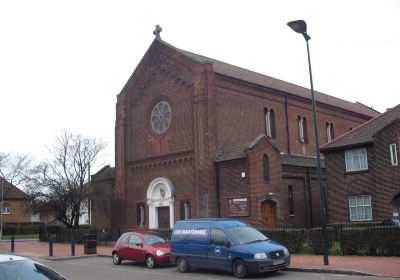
170, 218, 290, 278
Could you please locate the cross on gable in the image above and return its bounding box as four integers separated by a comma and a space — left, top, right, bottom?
153, 25, 162, 39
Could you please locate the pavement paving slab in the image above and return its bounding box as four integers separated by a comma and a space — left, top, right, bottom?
1, 240, 399, 277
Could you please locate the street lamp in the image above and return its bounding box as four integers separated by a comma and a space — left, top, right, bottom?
287, 20, 329, 265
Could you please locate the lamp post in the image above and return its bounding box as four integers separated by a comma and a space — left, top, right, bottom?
287, 19, 329, 265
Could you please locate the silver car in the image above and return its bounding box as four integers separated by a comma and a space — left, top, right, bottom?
0, 254, 67, 280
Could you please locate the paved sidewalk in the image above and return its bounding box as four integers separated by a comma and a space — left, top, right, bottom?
1, 240, 399, 277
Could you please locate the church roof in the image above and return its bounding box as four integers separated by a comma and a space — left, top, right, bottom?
167, 43, 379, 118
321, 104, 400, 152
1, 178, 28, 200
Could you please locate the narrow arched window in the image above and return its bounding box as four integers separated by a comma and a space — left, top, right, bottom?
298, 116, 304, 143
326, 122, 335, 142
270, 109, 276, 139
330, 123, 334, 140
264, 108, 276, 139
303, 117, 308, 143
180, 200, 191, 220
264, 108, 271, 138
288, 185, 294, 215
263, 155, 269, 181
137, 203, 145, 225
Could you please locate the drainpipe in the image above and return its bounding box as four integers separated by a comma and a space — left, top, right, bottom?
285, 96, 291, 155
214, 163, 221, 217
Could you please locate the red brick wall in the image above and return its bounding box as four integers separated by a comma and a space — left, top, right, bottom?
324, 122, 400, 223
115, 40, 376, 230
126, 155, 195, 229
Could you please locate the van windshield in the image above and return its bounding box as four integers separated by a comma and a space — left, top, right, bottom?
227, 226, 269, 245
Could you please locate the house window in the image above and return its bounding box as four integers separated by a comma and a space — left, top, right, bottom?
348, 195, 372, 221
136, 203, 145, 225
390, 143, 398, 166
1, 207, 11, 215
264, 108, 276, 139
326, 122, 334, 142
298, 116, 308, 143
180, 200, 191, 220
288, 185, 294, 215
345, 148, 368, 172
263, 155, 269, 181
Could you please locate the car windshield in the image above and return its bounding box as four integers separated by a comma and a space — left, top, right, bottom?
0, 260, 67, 280
142, 234, 167, 245
227, 226, 269, 245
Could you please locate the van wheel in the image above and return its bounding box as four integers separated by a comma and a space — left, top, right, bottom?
177, 257, 190, 273
146, 255, 157, 269
233, 259, 248, 278
112, 252, 122, 265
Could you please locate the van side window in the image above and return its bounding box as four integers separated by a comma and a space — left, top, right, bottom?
210, 228, 228, 246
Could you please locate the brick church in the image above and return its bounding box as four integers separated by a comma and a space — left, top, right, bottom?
111, 34, 378, 230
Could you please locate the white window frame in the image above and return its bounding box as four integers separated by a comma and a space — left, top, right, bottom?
345, 148, 368, 172
2, 207, 11, 215
348, 195, 372, 221
326, 123, 332, 143
390, 143, 398, 166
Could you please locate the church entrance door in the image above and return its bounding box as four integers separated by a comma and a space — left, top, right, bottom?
157, 207, 170, 229
261, 200, 277, 228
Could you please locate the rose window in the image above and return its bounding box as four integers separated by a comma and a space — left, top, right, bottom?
150, 101, 172, 134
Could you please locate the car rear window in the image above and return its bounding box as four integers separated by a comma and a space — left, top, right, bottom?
0, 260, 66, 280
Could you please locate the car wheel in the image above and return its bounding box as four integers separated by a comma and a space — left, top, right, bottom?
177, 257, 190, 273
233, 259, 248, 278
112, 252, 122, 265
146, 255, 157, 269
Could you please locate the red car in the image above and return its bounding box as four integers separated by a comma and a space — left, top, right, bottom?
112, 231, 170, 268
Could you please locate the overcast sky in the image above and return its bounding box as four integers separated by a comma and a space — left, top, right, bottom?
1, 0, 399, 171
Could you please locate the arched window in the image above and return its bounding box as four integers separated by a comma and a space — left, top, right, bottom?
264, 108, 276, 139
298, 116, 307, 143
180, 200, 191, 220
298, 116, 303, 142
136, 202, 145, 225
326, 122, 335, 142
270, 109, 276, 139
288, 185, 294, 215
330, 123, 334, 140
263, 155, 269, 181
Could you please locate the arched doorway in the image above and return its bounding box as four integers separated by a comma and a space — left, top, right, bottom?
147, 177, 175, 229
261, 200, 277, 228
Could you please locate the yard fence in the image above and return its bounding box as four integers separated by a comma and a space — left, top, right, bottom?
4, 222, 400, 256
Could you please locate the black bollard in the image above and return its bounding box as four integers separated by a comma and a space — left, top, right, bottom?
71, 238, 75, 256
49, 236, 53, 257
11, 235, 15, 253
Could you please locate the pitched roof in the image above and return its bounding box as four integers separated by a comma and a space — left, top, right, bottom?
281, 154, 325, 168
168, 43, 379, 118
321, 104, 400, 152
91, 165, 115, 181
1, 178, 28, 199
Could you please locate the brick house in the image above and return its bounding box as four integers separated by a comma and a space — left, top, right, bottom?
321, 104, 400, 223
112, 38, 379, 230
89, 165, 115, 229
1, 178, 33, 223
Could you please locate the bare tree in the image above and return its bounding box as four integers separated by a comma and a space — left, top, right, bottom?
26, 131, 106, 228
0, 152, 32, 187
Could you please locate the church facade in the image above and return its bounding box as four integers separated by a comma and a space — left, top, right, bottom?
112, 38, 378, 230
